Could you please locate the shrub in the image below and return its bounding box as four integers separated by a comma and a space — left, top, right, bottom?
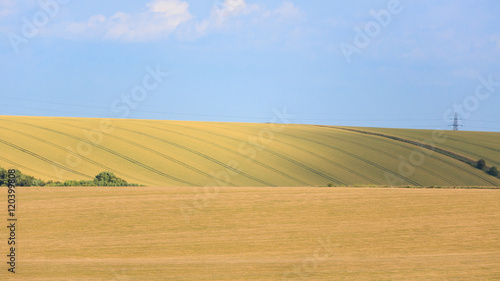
31, 179, 45, 186
94, 171, 129, 186
0, 167, 7, 186
476, 159, 486, 170
64, 180, 79, 186
488, 166, 499, 177
12, 169, 43, 186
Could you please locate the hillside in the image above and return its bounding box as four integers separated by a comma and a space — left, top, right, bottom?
0, 115, 499, 187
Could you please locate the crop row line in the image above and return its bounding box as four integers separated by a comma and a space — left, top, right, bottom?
133, 121, 310, 186
53, 121, 238, 187
112, 125, 275, 187
0, 124, 152, 185
206, 123, 347, 186
0, 138, 92, 179
274, 128, 421, 186
330, 126, 499, 186
7, 119, 195, 186
315, 128, 457, 186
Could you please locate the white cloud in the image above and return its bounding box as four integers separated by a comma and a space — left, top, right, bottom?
148, 0, 189, 15
262, 1, 302, 21
211, 0, 260, 26
64, 0, 193, 41
191, 0, 301, 39
59, 0, 303, 43
190, 0, 260, 38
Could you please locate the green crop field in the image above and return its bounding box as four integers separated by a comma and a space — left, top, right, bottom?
1, 187, 499, 280
0, 115, 499, 187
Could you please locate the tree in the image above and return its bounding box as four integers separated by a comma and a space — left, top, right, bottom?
476, 159, 486, 170
14, 169, 41, 186
94, 171, 129, 186
488, 166, 499, 177
0, 167, 7, 186
95, 171, 114, 182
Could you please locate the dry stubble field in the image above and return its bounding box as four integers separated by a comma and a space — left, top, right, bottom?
2, 186, 500, 280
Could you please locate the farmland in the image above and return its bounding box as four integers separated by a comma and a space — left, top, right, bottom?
1, 115, 499, 280
1, 186, 499, 280
0, 115, 499, 187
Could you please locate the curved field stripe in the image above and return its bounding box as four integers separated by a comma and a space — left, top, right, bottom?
178, 123, 344, 185
270, 137, 380, 185
311, 127, 455, 185
330, 127, 499, 186
316, 128, 456, 186
159, 120, 378, 184
0, 125, 154, 185
363, 128, 500, 167
273, 128, 422, 186
439, 139, 500, 167
199, 123, 346, 186
8, 119, 195, 186
0, 154, 61, 180
52, 121, 238, 187
110, 125, 275, 187
132, 121, 310, 186
0, 138, 92, 179
334, 127, 500, 186
445, 137, 500, 164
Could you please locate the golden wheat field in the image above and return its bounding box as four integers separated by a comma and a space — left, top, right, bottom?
1, 186, 499, 280
0, 115, 500, 187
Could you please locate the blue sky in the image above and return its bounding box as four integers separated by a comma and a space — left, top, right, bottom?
1, 0, 499, 131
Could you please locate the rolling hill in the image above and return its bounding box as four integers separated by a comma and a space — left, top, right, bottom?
0, 115, 499, 187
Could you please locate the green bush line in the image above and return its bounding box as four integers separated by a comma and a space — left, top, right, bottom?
0, 168, 140, 187
333, 127, 500, 180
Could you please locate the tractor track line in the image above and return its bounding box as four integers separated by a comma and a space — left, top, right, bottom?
0, 154, 60, 179
158, 121, 320, 186
109, 125, 274, 187
205, 123, 346, 186
444, 137, 500, 165
314, 128, 456, 186
0, 138, 92, 179
327, 126, 499, 186
132, 121, 310, 186
268, 126, 422, 186
210, 122, 379, 185
7, 119, 196, 186
52, 121, 239, 187
0, 125, 152, 185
